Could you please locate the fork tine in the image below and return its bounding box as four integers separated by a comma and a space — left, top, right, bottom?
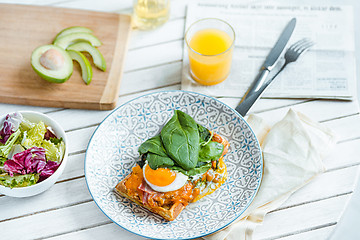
289, 38, 308, 50
294, 38, 311, 46
297, 41, 315, 54
293, 39, 313, 52
293, 42, 314, 53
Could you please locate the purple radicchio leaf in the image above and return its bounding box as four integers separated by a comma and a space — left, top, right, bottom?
3, 147, 46, 177
0, 113, 23, 144
38, 160, 60, 182
0, 115, 14, 144
44, 128, 57, 141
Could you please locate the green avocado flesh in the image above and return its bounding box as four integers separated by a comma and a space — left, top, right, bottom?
67, 42, 106, 71
53, 32, 102, 49
31, 45, 73, 83
54, 26, 93, 41
67, 50, 93, 85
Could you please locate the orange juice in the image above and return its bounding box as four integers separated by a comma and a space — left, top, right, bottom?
187, 28, 234, 85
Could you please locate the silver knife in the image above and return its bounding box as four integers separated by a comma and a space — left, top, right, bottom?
235, 18, 296, 116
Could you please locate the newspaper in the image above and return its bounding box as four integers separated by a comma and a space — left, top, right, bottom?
181, 2, 357, 100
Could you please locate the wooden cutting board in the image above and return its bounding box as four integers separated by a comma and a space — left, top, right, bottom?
0, 4, 132, 110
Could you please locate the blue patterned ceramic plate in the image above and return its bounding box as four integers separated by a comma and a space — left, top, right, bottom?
85, 90, 262, 239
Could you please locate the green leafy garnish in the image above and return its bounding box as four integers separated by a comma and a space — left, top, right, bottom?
138, 135, 175, 169
0, 156, 6, 166
19, 118, 35, 132
200, 131, 214, 147
49, 137, 63, 145
0, 129, 21, 158
198, 123, 211, 143
161, 110, 200, 170
170, 162, 212, 176
199, 141, 224, 162
22, 121, 46, 148
41, 139, 65, 162
146, 153, 174, 169
0, 173, 39, 188
138, 110, 226, 176
139, 135, 168, 157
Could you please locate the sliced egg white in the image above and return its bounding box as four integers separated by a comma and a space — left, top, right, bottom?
143, 163, 188, 193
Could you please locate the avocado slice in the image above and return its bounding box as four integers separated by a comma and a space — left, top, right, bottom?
67, 42, 106, 71
53, 32, 102, 49
67, 50, 93, 85
54, 26, 93, 41
31, 45, 73, 83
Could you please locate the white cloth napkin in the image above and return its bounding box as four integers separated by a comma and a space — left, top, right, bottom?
204, 109, 337, 240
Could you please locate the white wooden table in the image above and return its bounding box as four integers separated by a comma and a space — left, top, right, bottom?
1, 0, 359, 239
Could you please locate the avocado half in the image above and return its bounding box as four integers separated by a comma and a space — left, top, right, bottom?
31, 45, 73, 83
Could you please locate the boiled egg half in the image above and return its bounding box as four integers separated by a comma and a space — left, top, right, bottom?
143, 163, 188, 192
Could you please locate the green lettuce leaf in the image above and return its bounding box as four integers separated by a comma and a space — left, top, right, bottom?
57, 141, 66, 161
0, 129, 21, 158
0, 173, 39, 188
22, 121, 46, 148
0, 156, 6, 166
41, 139, 65, 162
19, 118, 35, 132
49, 137, 63, 145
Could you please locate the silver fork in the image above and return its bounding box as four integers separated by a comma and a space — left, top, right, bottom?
269, 38, 315, 82
236, 38, 314, 116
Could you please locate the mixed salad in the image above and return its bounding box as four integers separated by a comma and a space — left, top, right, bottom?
0, 112, 65, 188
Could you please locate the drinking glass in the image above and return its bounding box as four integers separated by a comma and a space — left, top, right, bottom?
185, 18, 235, 85
133, 0, 170, 30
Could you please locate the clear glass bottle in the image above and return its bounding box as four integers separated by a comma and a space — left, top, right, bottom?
133, 0, 170, 30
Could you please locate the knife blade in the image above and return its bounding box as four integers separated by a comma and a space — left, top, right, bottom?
235, 18, 296, 116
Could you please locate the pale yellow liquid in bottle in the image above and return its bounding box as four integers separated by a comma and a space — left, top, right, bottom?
134, 0, 170, 30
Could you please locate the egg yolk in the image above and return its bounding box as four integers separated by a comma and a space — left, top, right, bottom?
144, 165, 176, 187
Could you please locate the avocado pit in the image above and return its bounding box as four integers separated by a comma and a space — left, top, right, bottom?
39, 48, 65, 70
31, 44, 73, 83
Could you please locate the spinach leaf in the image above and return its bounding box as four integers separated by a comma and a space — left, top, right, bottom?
170, 162, 212, 176
138, 135, 167, 157
138, 135, 174, 169
198, 124, 211, 143
199, 141, 224, 162
147, 153, 174, 169
161, 110, 200, 170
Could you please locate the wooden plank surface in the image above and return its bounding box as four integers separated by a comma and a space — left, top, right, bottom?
0, 3, 131, 110
254, 195, 351, 239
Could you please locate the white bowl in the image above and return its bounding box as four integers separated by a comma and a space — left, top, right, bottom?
0, 111, 68, 197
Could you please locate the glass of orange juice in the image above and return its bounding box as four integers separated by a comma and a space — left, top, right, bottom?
185, 18, 235, 85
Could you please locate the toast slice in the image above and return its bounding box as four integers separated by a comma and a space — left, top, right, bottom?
114, 133, 229, 221
115, 173, 186, 221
